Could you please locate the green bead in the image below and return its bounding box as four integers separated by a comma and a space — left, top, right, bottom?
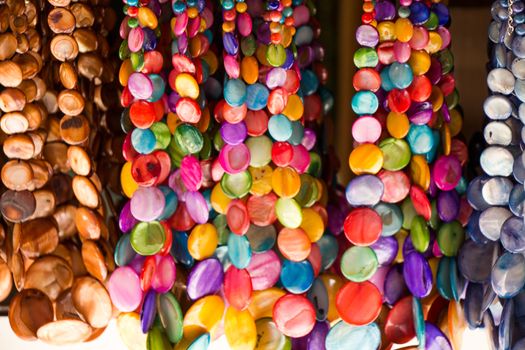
213, 214, 230, 245
353, 48, 378, 69
455, 176, 468, 195
150, 122, 171, 150
437, 49, 454, 75
398, 6, 410, 18
157, 293, 183, 344
379, 138, 411, 171
410, 215, 430, 253
294, 174, 317, 208
266, 44, 287, 68
221, 171, 252, 199
174, 124, 203, 155
213, 129, 224, 152
241, 35, 257, 57
128, 17, 139, 29
199, 134, 212, 160
445, 89, 460, 110
130, 221, 165, 256
340, 246, 378, 282
130, 51, 145, 72
429, 200, 440, 230
307, 152, 322, 178
437, 220, 464, 257
425, 12, 439, 30
146, 326, 172, 350
119, 40, 131, 60
401, 198, 417, 230
168, 137, 184, 168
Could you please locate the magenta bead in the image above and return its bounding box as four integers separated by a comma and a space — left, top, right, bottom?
432, 155, 462, 191
290, 144, 311, 174
174, 12, 188, 36
180, 156, 203, 191
224, 55, 240, 79
237, 12, 253, 37
152, 255, 176, 293
219, 143, 251, 174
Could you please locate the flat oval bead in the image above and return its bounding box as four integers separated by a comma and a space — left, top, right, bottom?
501, 216, 525, 253
273, 294, 315, 338
480, 146, 514, 176
345, 175, 384, 207
403, 252, 433, 298
340, 246, 378, 282
492, 252, 525, 298
483, 95, 512, 120
479, 207, 512, 241
481, 176, 513, 205
280, 259, 314, 294
335, 281, 382, 326
246, 250, 281, 291
325, 321, 381, 350
186, 258, 223, 300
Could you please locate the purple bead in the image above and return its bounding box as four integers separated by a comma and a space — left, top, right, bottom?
356, 25, 379, 48
178, 33, 188, 54
370, 236, 398, 266
119, 200, 138, 233
283, 49, 295, 69
425, 322, 452, 350
301, 128, 317, 150
441, 102, 451, 123
220, 121, 248, 145
187, 258, 224, 300
432, 3, 450, 25
374, 0, 396, 21
437, 190, 460, 222
403, 252, 433, 298
408, 101, 433, 125
184, 191, 209, 224
345, 175, 384, 207
306, 321, 330, 350
384, 264, 409, 305
140, 290, 157, 333
256, 22, 271, 44
129, 255, 145, 275
297, 46, 314, 69
427, 58, 443, 85
143, 28, 158, 51
223, 32, 239, 55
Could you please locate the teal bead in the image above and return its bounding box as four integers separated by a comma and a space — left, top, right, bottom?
268, 114, 293, 141
300, 69, 319, 96
131, 128, 156, 154
407, 124, 434, 155
374, 202, 403, 237
148, 74, 166, 102
224, 79, 247, 107
227, 232, 252, 269
412, 298, 426, 349
351, 91, 379, 115
388, 62, 413, 89
325, 321, 381, 350
437, 257, 455, 300
353, 47, 379, 68
380, 66, 395, 91
288, 121, 305, 146
280, 260, 314, 294
246, 83, 269, 111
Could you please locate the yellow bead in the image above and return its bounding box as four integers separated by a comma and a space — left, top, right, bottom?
281, 26, 294, 48
394, 18, 413, 42
249, 165, 273, 196
175, 73, 200, 99
236, 2, 248, 13
256, 44, 270, 66
116, 313, 147, 350
408, 50, 431, 76
247, 288, 286, 320
394, 229, 408, 263
449, 108, 463, 137
426, 31, 443, 54
282, 94, 304, 121
442, 123, 451, 156
224, 307, 257, 350
188, 223, 218, 260
409, 155, 430, 191
429, 86, 444, 112
211, 183, 232, 214
241, 56, 259, 85
377, 21, 396, 42
318, 273, 344, 322
300, 208, 324, 242
183, 295, 224, 339
271, 167, 301, 198
386, 112, 409, 138
137, 7, 158, 29
119, 59, 133, 87
348, 143, 384, 175
223, 21, 236, 33
187, 7, 199, 19
120, 161, 138, 199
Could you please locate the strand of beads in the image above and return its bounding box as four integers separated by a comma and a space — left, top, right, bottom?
461, 1, 525, 348
343, 0, 470, 348
1, 0, 121, 345
111, 1, 219, 349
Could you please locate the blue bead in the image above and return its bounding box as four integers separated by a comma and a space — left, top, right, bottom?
407, 124, 434, 155
223, 32, 239, 55
245, 83, 269, 111
409, 2, 430, 25
131, 128, 156, 154
280, 260, 314, 294
351, 91, 379, 115
172, 1, 186, 14
268, 114, 293, 141
224, 79, 247, 107
227, 233, 252, 269
171, 232, 194, 268
188, 333, 210, 350
380, 66, 395, 91
432, 3, 450, 25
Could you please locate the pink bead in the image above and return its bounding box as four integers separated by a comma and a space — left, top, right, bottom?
185, 191, 209, 224
174, 12, 188, 36
237, 12, 253, 37
437, 27, 451, 49
219, 143, 250, 174
409, 26, 430, 50
352, 116, 382, 143
224, 54, 240, 79
130, 187, 165, 222
128, 72, 153, 100
168, 170, 188, 200
152, 255, 176, 293
246, 250, 282, 290
180, 155, 203, 191
289, 144, 310, 174
293, 5, 310, 27
128, 27, 144, 53
108, 266, 143, 312
393, 41, 411, 63
266, 68, 287, 89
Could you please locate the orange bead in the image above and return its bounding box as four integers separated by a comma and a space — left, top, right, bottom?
277, 228, 312, 262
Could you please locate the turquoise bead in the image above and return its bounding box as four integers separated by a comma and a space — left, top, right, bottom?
351, 91, 379, 115
131, 128, 156, 154
407, 124, 434, 155
388, 62, 413, 89
245, 83, 269, 111
268, 114, 293, 141
325, 321, 381, 350
224, 79, 247, 107
227, 233, 252, 269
